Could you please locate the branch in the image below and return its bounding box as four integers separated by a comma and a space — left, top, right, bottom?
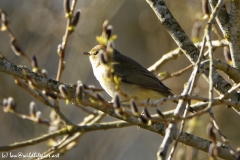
0, 127, 67, 151
56, 0, 79, 81
146, 0, 240, 115
0, 120, 131, 151
0, 60, 75, 96
0, 10, 31, 63
0, 59, 235, 159
148, 39, 228, 73
202, 59, 240, 83
15, 79, 72, 125
209, 0, 229, 36
228, 2, 240, 69
159, 62, 203, 159
41, 112, 106, 157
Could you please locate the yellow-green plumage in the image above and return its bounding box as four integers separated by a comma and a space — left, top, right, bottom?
85, 45, 173, 101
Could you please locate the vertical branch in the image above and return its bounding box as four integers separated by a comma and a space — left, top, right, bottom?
209, 0, 229, 36
148, 0, 227, 159
205, 0, 223, 112
159, 44, 206, 159
228, 2, 240, 69
205, 1, 237, 158
168, 36, 206, 160
54, 0, 80, 126
157, 123, 176, 160
145, 0, 239, 111
56, 0, 79, 81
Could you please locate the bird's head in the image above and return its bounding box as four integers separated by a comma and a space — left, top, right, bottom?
83, 45, 106, 68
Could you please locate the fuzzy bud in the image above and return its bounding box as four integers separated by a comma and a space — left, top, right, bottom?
29, 101, 37, 118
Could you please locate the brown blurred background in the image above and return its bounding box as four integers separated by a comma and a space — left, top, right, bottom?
0, 0, 239, 160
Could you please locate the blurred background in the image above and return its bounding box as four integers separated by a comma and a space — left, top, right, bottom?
0, 0, 239, 159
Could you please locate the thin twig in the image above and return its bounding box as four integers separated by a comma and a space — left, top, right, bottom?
0, 120, 132, 152
0, 128, 67, 151
0, 59, 237, 159
167, 38, 207, 157
56, 0, 78, 81
148, 40, 228, 73
41, 113, 106, 158
146, 0, 240, 116
15, 78, 72, 125
4, 110, 50, 126
0, 10, 31, 63
160, 64, 193, 81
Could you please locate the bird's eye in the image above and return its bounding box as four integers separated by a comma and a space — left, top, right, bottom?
93, 50, 99, 55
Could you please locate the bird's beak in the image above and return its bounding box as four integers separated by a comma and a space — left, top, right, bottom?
83, 52, 90, 56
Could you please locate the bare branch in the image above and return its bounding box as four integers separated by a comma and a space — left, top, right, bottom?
148, 40, 228, 73
0, 59, 236, 159
56, 0, 79, 81
0, 120, 131, 152
201, 60, 240, 83
145, 0, 240, 115
209, 0, 229, 36
228, 2, 240, 69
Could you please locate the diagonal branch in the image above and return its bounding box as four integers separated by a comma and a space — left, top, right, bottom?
0, 59, 236, 159
209, 0, 229, 36
148, 39, 228, 73
203, 60, 240, 83
145, 0, 240, 114
228, 2, 240, 69
0, 120, 131, 151
0, 60, 76, 96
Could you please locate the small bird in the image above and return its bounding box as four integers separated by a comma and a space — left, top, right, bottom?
83, 45, 173, 102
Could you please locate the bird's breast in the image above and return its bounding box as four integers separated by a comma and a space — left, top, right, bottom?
93, 65, 116, 98
92, 65, 168, 101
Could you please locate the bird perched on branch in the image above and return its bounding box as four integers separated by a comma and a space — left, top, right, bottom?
83, 45, 173, 102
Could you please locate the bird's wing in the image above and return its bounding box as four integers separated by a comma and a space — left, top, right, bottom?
112, 50, 172, 95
